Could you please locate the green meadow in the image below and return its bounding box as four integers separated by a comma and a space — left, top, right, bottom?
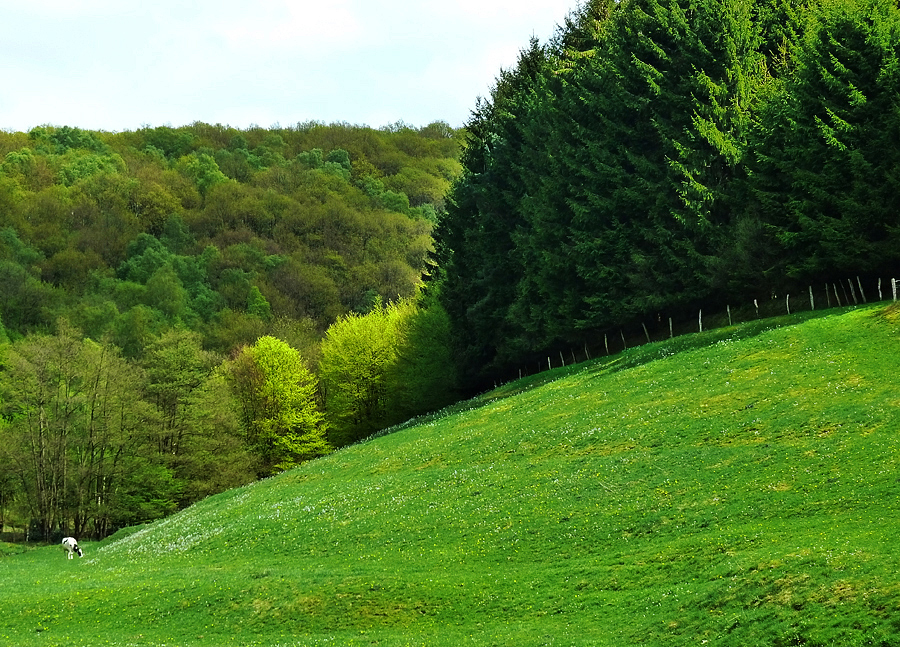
2, 304, 899, 646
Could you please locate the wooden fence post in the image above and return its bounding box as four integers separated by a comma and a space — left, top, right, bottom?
620, 330, 627, 350
642, 323, 651, 344
584, 343, 591, 361
825, 283, 831, 308
833, 284, 841, 306
892, 278, 897, 301
878, 278, 883, 301
754, 299, 759, 318
847, 279, 857, 305
699, 310, 703, 332
809, 286, 814, 311
604, 334, 609, 356
786, 294, 791, 315
669, 317, 673, 339
727, 305, 732, 326
559, 351, 565, 368
857, 276, 867, 303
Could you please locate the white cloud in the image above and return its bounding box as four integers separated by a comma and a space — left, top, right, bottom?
210, 0, 364, 53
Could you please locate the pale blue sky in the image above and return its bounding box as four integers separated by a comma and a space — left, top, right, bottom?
0, 0, 578, 132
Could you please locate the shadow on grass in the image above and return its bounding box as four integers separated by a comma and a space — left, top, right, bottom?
468, 306, 875, 403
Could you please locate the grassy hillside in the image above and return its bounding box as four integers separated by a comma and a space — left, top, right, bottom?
2, 304, 899, 646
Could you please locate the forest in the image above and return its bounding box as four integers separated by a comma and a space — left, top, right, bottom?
0, 121, 461, 539
434, 0, 900, 382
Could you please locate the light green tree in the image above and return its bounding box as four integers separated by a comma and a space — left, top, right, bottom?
319, 296, 455, 446
145, 264, 189, 320
318, 300, 407, 446
247, 285, 272, 321
176, 153, 228, 197
228, 336, 329, 474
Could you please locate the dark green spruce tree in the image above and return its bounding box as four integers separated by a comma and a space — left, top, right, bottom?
434, 39, 551, 379
746, 0, 900, 286
507, 0, 620, 351
516, 0, 764, 338
438, 0, 767, 381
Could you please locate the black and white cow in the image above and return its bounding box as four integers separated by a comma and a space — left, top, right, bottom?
61, 537, 83, 559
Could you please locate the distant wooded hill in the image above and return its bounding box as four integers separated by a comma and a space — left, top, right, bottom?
0, 120, 461, 351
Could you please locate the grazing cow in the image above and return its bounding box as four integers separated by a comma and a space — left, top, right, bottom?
61, 537, 83, 559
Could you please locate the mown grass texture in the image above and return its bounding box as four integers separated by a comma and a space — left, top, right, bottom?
2, 304, 899, 646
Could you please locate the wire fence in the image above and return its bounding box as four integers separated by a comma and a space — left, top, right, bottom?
516, 275, 899, 380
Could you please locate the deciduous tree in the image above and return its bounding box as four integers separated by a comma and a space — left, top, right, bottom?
228, 336, 329, 474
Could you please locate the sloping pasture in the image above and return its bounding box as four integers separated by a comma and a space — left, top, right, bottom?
2, 305, 899, 646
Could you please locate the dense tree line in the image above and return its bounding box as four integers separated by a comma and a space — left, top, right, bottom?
0, 121, 461, 538
0, 290, 455, 539
434, 0, 900, 384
